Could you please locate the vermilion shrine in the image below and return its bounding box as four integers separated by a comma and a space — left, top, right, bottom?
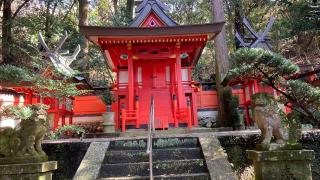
80, 0, 224, 132
0, 32, 85, 131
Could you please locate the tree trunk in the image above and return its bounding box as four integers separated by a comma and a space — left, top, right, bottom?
113, 0, 118, 15
79, 0, 89, 72
2, 0, 13, 64
44, 0, 52, 42
211, 0, 230, 127
126, 0, 134, 21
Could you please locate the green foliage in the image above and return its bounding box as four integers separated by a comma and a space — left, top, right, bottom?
285, 80, 320, 122
1, 105, 24, 119
192, 46, 216, 82
227, 48, 320, 125
0, 65, 33, 84
154, 138, 197, 148
47, 131, 58, 140
163, 0, 212, 25
229, 48, 299, 81
0, 104, 49, 121
16, 107, 33, 120
277, 0, 319, 38
33, 77, 89, 99
54, 125, 85, 139
115, 140, 146, 148
100, 90, 114, 105
89, 0, 131, 26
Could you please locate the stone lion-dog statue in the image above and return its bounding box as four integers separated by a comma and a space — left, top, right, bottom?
0, 104, 48, 164
251, 93, 284, 145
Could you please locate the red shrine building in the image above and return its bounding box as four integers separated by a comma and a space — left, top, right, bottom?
80, 0, 224, 132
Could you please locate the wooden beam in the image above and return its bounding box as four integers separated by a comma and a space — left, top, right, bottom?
175, 42, 187, 109
127, 43, 134, 110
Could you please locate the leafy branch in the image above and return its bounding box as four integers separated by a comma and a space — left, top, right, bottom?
226, 48, 320, 125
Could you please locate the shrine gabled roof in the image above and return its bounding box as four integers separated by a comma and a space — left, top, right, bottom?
80, 22, 224, 42
80, 22, 224, 70
129, 0, 178, 27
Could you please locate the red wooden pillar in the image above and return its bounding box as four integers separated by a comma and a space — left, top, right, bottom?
187, 99, 192, 129
61, 98, 66, 126
243, 83, 251, 127
13, 95, 20, 106
173, 95, 178, 128
114, 95, 119, 131
127, 43, 134, 111
253, 80, 260, 93
135, 96, 140, 128
53, 99, 60, 130
248, 82, 254, 98
175, 42, 186, 109
37, 96, 41, 103
191, 92, 198, 126
121, 109, 127, 133
171, 62, 176, 94
69, 114, 73, 125
24, 93, 33, 105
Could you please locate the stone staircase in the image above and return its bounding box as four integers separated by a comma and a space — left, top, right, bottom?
74, 136, 237, 180
97, 137, 210, 180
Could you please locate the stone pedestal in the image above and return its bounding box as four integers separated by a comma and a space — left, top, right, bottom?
247, 149, 314, 180
0, 161, 57, 180
102, 112, 115, 133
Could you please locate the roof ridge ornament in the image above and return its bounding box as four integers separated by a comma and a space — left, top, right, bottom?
38, 31, 81, 77
135, 0, 170, 13
236, 16, 275, 51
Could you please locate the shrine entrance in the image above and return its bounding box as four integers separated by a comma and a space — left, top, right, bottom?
139, 61, 172, 129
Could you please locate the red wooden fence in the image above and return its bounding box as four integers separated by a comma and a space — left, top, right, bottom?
73, 96, 106, 115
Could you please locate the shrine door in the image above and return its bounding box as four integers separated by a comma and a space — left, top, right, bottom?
139, 63, 172, 129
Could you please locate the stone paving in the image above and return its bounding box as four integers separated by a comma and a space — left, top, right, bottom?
199, 136, 237, 180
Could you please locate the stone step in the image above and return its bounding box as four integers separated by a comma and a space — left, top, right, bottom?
104, 147, 203, 164
99, 159, 207, 178
98, 173, 210, 180
108, 137, 199, 151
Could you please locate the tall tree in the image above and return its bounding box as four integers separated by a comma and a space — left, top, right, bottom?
126, 0, 134, 21
211, 0, 231, 126
79, 0, 89, 71
1, 0, 30, 64
113, 0, 118, 15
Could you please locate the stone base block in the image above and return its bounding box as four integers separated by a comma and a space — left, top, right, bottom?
0, 161, 57, 180
0, 155, 48, 165
247, 150, 314, 180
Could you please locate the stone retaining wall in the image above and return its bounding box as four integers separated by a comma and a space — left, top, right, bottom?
42, 142, 90, 180
42, 131, 320, 180
218, 131, 320, 179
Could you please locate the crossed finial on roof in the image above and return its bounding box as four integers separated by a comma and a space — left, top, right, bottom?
236, 16, 275, 51
38, 31, 81, 77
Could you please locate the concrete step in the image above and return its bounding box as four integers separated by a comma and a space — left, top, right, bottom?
99, 159, 207, 178
104, 147, 203, 164
98, 173, 210, 180
108, 137, 199, 151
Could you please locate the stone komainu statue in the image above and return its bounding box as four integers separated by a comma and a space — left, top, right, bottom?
0, 104, 48, 163
251, 93, 284, 145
